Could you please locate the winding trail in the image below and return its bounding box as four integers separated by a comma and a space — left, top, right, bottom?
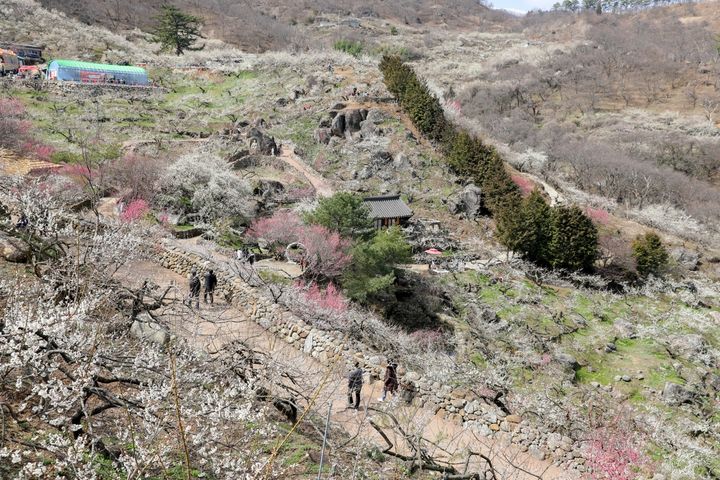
119, 241, 576, 480
279, 143, 334, 198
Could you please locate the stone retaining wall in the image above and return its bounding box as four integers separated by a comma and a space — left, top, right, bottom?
152, 241, 587, 473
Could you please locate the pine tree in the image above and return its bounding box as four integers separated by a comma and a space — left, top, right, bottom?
520, 191, 552, 263
632, 232, 669, 277
548, 205, 599, 271
152, 5, 205, 55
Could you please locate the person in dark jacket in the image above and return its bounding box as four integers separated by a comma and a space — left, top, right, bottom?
204, 269, 218, 304
379, 360, 399, 402
347, 362, 363, 410
188, 269, 200, 309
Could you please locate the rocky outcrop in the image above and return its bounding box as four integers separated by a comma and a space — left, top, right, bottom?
662, 382, 695, 406
447, 184, 483, 218
327, 108, 369, 138
0, 232, 29, 263
671, 247, 700, 271
247, 127, 278, 156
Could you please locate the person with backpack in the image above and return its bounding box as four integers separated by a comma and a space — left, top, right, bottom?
204, 269, 218, 304
379, 359, 399, 402
347, 362, 363, 410
187, 269, 201, 309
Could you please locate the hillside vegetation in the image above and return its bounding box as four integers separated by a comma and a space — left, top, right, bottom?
0, 1, 719, 479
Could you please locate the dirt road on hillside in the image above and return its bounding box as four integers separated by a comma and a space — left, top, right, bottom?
118, 245, 576, 480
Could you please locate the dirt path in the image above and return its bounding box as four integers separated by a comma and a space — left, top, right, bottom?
119, 246, 575, 479
279, 144, 334, 198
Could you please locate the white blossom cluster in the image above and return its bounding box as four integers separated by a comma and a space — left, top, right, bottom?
0, 187, 286, 479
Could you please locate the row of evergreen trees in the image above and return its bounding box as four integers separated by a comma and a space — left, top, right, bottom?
379, 55, 599, 271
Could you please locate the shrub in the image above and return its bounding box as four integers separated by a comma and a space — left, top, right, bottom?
548, 205, 599, 271
632, 232, 669, 277
0, 98, 31, 152
498, 190, 552, 265
299, 282, 348, 313
304, 192, 374, 240
333, 39, 364, 57
157, 153, 252, 229
106, 154, 163, 202
343, 227, 412, 302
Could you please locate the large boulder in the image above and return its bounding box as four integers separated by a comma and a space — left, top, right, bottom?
671, 248, 700, 271
670, 334, 716, 367
661, 382, 694, 406
331, 114, 346, 137
130, 313, 174, 347
345, 109, 368, 133
246, 127, 278, 156
447, 184, 483, 218
555, 353, 580, 371
0, 232, 29, 263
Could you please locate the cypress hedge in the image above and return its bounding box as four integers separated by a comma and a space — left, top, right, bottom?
379, 55, 599, 271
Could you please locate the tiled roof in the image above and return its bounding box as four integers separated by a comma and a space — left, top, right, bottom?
363, 195, 413, 219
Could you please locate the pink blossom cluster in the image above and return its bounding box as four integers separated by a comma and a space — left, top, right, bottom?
120, 199, 150, 222
511, 174, 536, 196
585, 207, 612, 225
587, 425, 646, 480
298, 282, 348, 313
247, 211, 351, 279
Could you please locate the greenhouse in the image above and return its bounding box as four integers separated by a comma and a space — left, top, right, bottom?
47, 60, 149, 86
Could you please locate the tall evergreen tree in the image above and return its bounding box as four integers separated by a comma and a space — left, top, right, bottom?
520, 191, 553, 263
152, 5, 205, 55
548, 205, 598, 271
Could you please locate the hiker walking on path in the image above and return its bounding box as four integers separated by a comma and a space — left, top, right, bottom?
187, 269, 201, 309
379, 359, 399, 402
204, 269, 217, 304
236, 248, 245, 262
348, 362, 363, 410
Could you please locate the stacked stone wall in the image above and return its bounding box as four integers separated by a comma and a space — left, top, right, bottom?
153, 242, 587, 472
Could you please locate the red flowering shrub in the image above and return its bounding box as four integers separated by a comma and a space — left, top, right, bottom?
0, 98, 32, 152
299, 282, 348, 313
120, 199, 150, 222
586, 207, 611, 225
585, 414, 650, 480
511, 174, 535, 196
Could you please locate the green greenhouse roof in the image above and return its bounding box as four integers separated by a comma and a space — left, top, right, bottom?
50, 60, 147, 75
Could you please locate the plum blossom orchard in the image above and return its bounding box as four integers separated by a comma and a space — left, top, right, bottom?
0, 178, 290, 479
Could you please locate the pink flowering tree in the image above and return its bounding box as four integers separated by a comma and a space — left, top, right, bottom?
586, 207, 611, 226
300, 224, 352, 280
246, 210, 304, 257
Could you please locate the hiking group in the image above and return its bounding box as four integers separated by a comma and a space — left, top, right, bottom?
347, 359, 399, 410
185, 268, 217, 309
